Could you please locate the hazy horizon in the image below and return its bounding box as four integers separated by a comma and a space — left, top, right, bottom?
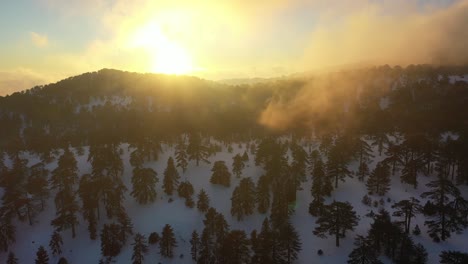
1, 0, 468, 94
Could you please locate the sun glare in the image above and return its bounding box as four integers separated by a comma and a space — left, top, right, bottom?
130, 21, 193, 75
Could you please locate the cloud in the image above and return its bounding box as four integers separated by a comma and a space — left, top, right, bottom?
302, 0, 468, 69
259, 0, 468, 131
30, 32, 49, 48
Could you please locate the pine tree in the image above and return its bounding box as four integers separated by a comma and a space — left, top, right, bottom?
311, 158, 332, 199
6, 252, 18, 264
160, 224, 177, 258
197, 189, 210, 213
392, 197, 422, 234
347, 235, 382, 264
231, 177, 256, 221
371, 132, 389, 156
177, 181, 194, 201
129, 149, 144, 168
78, 173, 98, 239
190, 230, 201, 261
175, 137, 188, 173
439, 251, 468, 264
252, 218, 273, 263
221, 230, 251, 264
117, 208, 134, 243
131, 233, 148, 264
309, 157, 333, 216
88, 144, 126, 219
279, 221, 302, 264
49, 231, 63, 256
57, 257, 68, 264
232, 154, 245, 178
35, 246, 49, 264
27, 162, 49, 212
131, 167, 158, 204
290, 142, 309, 189
384, 143, 403, 175
307, 149, 321, 174
50, 188, 79, 238
355, 137, 374, 171
242, 151, 249, 162
163, 157, 180, 195
187, 133, 210, 166
0, 218, 15, 252
210, 161, 231, 187
401, 157, 424, 188
100, 223, 124, 259
313, 201, 359, 247
50, 148, 80, 238
366, 162, 391, 196
148, 232, 160, 245
366, 209, 393, 253
357, 162, 370, 182
327, 145, 352, 189
1, 155, 27, 220
421, 176, 468, 241
256, 175, 270, 214
50, 148, 78, 192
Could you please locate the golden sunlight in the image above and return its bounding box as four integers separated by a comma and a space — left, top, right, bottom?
130, 20, 193, 74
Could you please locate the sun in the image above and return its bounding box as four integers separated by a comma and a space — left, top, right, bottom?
130, 21, 193, 75
150, 41, 193, 75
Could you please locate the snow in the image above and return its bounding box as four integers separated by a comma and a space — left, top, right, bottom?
448, 75, 468, 84
4, 140, 468, 263
379, 97, 390, 110
74, 96, 133, 113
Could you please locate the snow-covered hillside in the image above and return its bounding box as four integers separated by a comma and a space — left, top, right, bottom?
3, 139, 468, 264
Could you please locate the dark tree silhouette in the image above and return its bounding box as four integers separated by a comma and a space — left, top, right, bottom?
100, 223, 124, 259
220, 230, 251, 264
366, 161, 391, 196
35, 246, 49, 264
256, 175, 270, 214
347, 235, 382, 264
6, 252, 18, 264
210, 161, 231, 187
232, 154, 245, 178
160, 224, 177, 258
326, 145, 352, 189
197, 189, 210, 213
0, 218, 15, 252
314, 201, 359, 247
439, 251, 468, 264
187, 133, 210, 166
175, 137, 188, 173
131, 233, 148, 264
163, 157, 180, 195
421, 176, 468, 241
49, 231, 63, 256
392, 197, 422, 234
131, 167, 158, 204
190, 230, 201, 261
231, 177, 256, 221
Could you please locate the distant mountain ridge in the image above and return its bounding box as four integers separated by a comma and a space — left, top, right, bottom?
0, 65, 467, 153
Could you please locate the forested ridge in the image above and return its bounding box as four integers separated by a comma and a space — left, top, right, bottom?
1, 65, 468, 154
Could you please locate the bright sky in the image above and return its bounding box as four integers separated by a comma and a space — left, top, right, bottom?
0, 0, 465, 95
